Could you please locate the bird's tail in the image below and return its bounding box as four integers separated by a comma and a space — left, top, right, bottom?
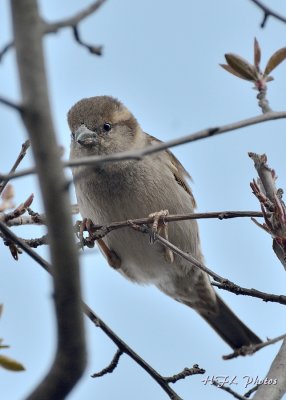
197, 295, 261, 349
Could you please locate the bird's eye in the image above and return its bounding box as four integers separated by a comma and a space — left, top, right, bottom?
103, 122, 112, 132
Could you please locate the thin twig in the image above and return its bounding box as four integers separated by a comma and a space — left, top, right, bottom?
88, 211, 266, 236
0, 221, 183, 400
0, 1, 107, 63
46, 0, 107, 33
83, 302, 183, 400
11, 1, 86, 398
5, 215, 45, 226
0, 41, 13, 62
212, 281, 286, 305
249, 0, 286, 28
0, 140, 30, 195
91, 349, 123, 378
244, 384, 261, 398
1, 110, 286, 183
252, 338, 286, 399
249, 152, 286, 270
72, 26, 102, 55
0, 96, 22, 112
164, 365, 205, 384
126, 223, 286, 305
212, 380, 246, 400
223, 333, 286, 360
68, 111, 286, 171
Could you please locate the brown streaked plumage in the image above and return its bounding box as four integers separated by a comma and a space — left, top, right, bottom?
68, 96, 261, 349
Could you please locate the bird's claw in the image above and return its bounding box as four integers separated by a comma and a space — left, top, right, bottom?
98, 239, 121, 269
148, 209, 174, 263
78, 217, 94, 250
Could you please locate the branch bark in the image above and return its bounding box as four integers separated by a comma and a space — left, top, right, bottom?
2, 110, 286, 183
0, 221, 184, 400
249, 0, 286, 27
252, 338, 286, 400
10, 1, 86, 399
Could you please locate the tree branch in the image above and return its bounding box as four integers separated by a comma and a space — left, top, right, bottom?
88, 210, 266, 235
0, 95, 23, 112
212, 281, 286, 305
10, 1, 86, 399
68, 111, 286, 171
126, 223, 286, 305
45, 0, 108, 33
91, 349, 123, 378
252, 338, 286, 400
223, 333, 286, 360
164, 365, 205, 384
0, 140, 30, 195
0, 41, 13, 62
2, 110, 286, 183
0, 221, 184, 400
212, 380, 246, 400
72, 26, 103, 55
249, 152, 286, 270
249, 0, 286, 28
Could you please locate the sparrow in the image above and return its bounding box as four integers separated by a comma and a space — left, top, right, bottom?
68, 96, 261, 349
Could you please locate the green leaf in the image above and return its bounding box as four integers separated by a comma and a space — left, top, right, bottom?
0, 355, 25, 371
225, 53, 258, 81
264, 47, 286, 76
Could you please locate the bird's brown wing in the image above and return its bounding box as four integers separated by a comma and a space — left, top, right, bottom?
146, 133, 196, 208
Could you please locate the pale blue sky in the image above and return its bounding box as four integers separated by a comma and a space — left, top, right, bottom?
1, 1, 286, 399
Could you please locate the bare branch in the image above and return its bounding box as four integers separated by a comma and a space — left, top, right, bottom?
0, 140, 30, 195
126, 223, 286, 305
23, 234, 49, 248
249, 152, 286, 269
0, 167, 36, 182
88, 210, 266, 235
249, 0, 286, 28
68, 111, 286, 171
212, 380, 246, 400
91, 349, 123, 378
212, 281, 286, 305
72, 26, 103, 55
223, 333, 286, 360
257, 86, 272, 113
11, 1, 86, 399
45, 0, 108, 33
83, 303, 183, 400
2, 110, 286, 183
252, 338, 286, 400
249, 152, 277, 202
244, 384, 261, 398
0, 221, 49, 271
0, 41, 13, 62
0, 1, 107, 63
0, 95, 22, 112
0, 221, 184, 400
5, 215, 45, 226
164, 365, 205, 384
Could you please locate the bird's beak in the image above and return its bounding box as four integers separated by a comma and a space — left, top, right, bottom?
75, 124, 98, 147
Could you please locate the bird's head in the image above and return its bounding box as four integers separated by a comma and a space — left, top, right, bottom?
68, 96, 142, 157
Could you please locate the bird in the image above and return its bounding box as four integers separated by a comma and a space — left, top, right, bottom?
68, 95, 261, 349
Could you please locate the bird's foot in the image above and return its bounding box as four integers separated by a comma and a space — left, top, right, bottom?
148, 209, 174, 263
78, 218, 121, 268
97, 239, 122, 269
78, 217, 89, 249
